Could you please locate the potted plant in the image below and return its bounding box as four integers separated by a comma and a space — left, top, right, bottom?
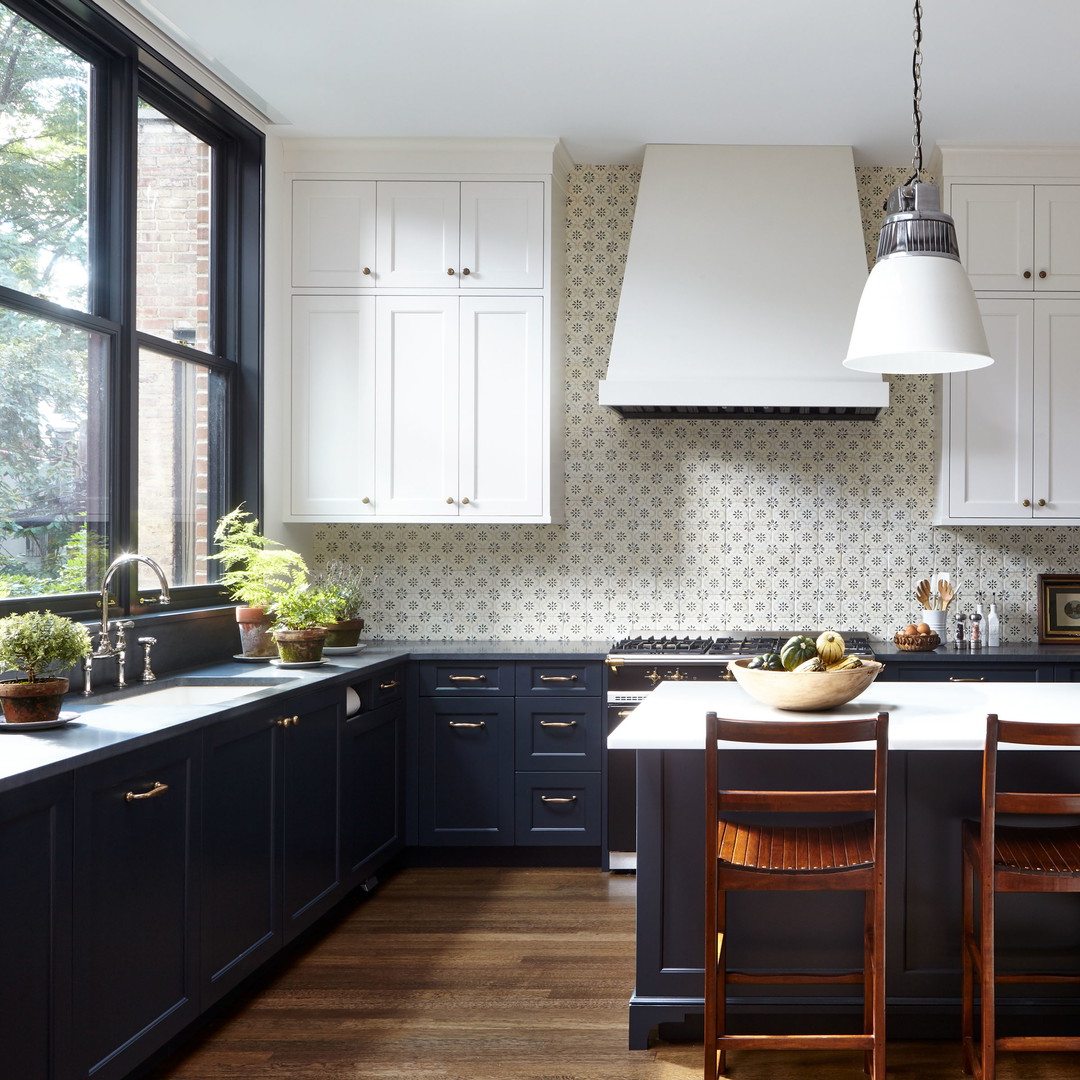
314, 560, 365, 647
0, 610, 92, 724
210, 507, 309, 657
269, 586, 339, 664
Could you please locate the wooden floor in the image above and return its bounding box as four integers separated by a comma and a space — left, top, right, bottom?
147, 865, 1077, 1080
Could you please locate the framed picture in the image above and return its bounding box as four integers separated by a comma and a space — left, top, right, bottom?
1037, 574, 1080, 642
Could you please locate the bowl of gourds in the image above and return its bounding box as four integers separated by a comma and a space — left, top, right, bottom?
727, 631, 884, 712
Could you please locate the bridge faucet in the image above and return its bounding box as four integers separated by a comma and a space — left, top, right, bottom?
84, 554, 171, 695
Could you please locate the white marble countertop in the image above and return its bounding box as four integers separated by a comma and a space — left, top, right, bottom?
607, 679, 1080, 751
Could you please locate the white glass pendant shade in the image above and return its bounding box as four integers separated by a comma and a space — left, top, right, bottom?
844, 181, 993, 374
843, 254, 992, 373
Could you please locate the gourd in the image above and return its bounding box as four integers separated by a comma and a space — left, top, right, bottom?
747, 652, 784, 671
815, 630, 845, 667
827, 654, 864, 671
780, 635, 817, 671
793, 656, 827, 673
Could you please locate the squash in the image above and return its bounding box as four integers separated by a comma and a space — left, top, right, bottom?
748, 652, 784, 671
780, 635, 817, 671
793, 656, 827, 673
815, 630, 845, 666
827, 654, 864, 671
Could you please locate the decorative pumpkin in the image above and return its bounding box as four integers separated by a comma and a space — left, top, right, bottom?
827, 654, 864, 671
793, 656, 827, 673
748, 652, 784, 671
815, 630, 846, 666
780, 635, 817, 671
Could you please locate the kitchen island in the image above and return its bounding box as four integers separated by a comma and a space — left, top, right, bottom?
609, 679, 1080, 1048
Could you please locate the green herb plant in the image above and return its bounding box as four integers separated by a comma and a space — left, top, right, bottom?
0, 610, 92, 682
313, 560, 364, 621
210, 506, 308, 609
270, 586, 339, 631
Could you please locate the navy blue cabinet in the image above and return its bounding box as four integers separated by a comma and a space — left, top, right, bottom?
281, 696, 343, 941
0, 774, 72, 1080
73, 734, 200, 1080
201, 707, 280, 1003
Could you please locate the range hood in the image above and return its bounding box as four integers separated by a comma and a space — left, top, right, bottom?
600, 145, 889, 420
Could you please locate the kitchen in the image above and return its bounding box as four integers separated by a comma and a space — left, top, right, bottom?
6, 1, 1080, 1078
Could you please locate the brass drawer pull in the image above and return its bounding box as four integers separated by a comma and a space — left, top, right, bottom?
379, 680, 399, 691
277, 715, 300, 727
125, 780, 168, 802
539, 720, 577, 728
539, 674, 578, 683
540, 794, 577, 804
448, 674, 486, 682
949, 677, 986, 682
449, 720, 486, 729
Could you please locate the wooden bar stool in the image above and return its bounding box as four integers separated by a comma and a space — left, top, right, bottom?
961, 713, 1080, 1080
703, 710, 888, 1080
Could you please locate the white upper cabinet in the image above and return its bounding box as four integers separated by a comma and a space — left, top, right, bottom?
375, 182, 461, 289
1032, 301, 1080, 518
292, 181, 376, 287
951, 183, 1080, 291
458, 182, 545, 289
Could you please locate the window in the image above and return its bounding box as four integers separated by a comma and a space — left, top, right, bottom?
0, 0, 262, 613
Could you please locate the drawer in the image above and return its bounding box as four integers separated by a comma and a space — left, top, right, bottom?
514, 772, 600, 846
514, 698, 602, 771
419, 661, 515, 696
515, 661, 602, 695
370, 665, 405, 707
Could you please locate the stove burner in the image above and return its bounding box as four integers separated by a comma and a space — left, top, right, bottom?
609, 633, 875, 659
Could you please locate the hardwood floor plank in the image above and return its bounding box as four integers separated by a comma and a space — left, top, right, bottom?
144, 866, 1077, 1080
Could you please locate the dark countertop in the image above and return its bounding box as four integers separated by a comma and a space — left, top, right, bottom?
871, 639, 1080, 662
0, 640, 608, 793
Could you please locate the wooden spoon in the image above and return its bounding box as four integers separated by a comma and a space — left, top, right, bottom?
915, 579, 932, 610
937, 579, 955, 610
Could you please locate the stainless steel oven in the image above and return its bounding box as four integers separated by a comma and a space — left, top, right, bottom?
604, 634, 876, 870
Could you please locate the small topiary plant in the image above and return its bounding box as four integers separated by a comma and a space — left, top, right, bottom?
0, 610, 92, 683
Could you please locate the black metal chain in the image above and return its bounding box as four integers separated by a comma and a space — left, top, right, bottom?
907, 0, 924, 185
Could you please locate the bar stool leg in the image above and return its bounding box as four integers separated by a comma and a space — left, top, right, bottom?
961, 847, 975, 1075
979, 877, 996, 1080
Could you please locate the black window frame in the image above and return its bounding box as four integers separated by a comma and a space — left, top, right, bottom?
0, 0, 262, 619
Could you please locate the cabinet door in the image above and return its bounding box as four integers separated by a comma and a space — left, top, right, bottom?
418, 698, 515, 845
1035, 186, 1080, 290
342, 702, 405, 886
376, 181, 460, 288
73, 736, 199, 1080
290, 295, 376, 518
281, 699, 342, 942
946, 299, 1034, 520
951, 183, 1034, 290
375, 296, 459, 516
0, 776, 71, 1080
458, 296, 545, 519
292, 179, 376, 287
1033, 301, 1080, 517
201, 709, 279, 1003
459, 181, 545, 288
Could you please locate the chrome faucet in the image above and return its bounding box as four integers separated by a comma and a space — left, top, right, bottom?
84, 554, 171, 695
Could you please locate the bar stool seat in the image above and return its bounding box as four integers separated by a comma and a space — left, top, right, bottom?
961, 714, 1080, 1080
704, 710, 888, 1080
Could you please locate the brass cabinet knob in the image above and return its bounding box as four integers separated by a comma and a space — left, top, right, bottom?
1040, 270, 1048, 278
446, 496, 454, 504
362, 267, 371, 275
461, 267, 471, 276
461, 497, 470, 505
446, 268, 456, 275
1023, 270, 1032, 279
1023, 499, 1031, 507
1038, 498, 1047, 507
361, 496, 370, 504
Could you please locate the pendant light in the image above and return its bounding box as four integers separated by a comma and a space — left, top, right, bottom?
844, 1, 992, 374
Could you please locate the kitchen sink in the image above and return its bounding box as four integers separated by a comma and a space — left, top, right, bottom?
98, 677, 297, 707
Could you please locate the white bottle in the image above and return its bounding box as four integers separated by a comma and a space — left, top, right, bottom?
987, 595, 1001, 647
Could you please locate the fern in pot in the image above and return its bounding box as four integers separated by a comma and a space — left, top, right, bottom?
210, 507, 308, 657
269, 586, 339, 664
314, 560, 365, 647
0, 611, 92, 724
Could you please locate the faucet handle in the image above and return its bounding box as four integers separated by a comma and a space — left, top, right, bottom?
138, 636, 158, 682
114, 619, 135, 648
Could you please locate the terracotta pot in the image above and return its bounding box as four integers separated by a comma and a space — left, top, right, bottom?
0, 677, 70, 724
236, 606, 277, 658
324, 618, 364, 648
273, 627, 327, 664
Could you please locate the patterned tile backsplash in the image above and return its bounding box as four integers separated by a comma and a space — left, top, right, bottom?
312, 164, 1080, 643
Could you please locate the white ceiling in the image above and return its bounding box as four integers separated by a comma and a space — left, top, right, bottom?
127, 0, 1080, 165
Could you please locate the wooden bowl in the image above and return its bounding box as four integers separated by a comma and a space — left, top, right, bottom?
727, 657, 884, 712
892, 632, 941, 651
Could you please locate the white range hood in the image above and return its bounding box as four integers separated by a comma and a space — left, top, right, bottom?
600, 144, 890, 420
